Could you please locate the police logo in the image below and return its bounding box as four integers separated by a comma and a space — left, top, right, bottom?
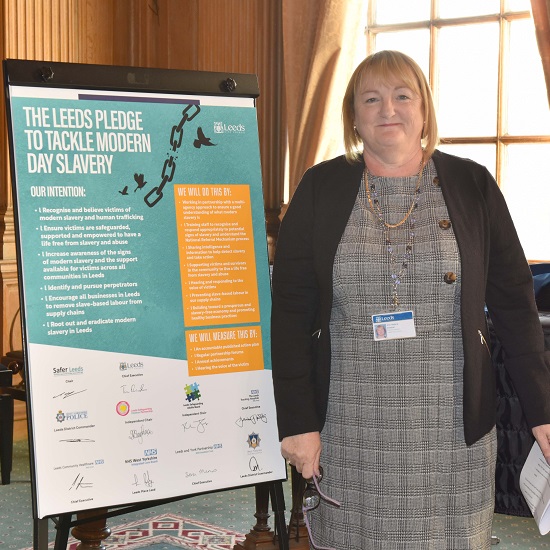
247, 432, 261, 449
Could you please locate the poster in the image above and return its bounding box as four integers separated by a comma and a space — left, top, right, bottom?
7, 81, 285, 518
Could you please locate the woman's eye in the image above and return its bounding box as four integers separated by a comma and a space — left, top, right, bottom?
397, 94, 410, 101
365, 97, 378, 104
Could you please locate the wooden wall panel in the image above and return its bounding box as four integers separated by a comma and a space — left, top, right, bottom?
256, 0, 284, 259
197, 0, 257, 73
161, 0, 198, 70
3, 0, 78, 62
0, 0, 80, 355
110, 0, 198, 70
111, 1, 135, 66
78, 0, 116, 64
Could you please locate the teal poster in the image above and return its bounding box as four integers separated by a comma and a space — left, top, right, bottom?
8, 84, 285, 518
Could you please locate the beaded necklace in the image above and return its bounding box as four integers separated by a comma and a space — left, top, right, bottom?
362, 160, 425, 309
364, 160, 424, 228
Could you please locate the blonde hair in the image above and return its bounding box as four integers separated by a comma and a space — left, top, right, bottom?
342, 50, 439, 163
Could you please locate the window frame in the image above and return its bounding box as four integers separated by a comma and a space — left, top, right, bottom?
365, 0, 550, 261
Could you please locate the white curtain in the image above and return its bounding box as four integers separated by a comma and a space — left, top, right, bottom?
531, 0, 550, 107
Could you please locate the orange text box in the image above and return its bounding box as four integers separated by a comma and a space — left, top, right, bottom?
175, 184, 260, 327
185, 326, 264, 376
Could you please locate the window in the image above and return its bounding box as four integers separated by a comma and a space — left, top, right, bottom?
367, 0, 550, 261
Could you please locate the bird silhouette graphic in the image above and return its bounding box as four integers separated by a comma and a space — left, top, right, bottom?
134, 173, 147, 192
193, 127, 216, 148
118, 186, 129, 196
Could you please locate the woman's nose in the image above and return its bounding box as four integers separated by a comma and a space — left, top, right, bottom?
380, 97, 395, 117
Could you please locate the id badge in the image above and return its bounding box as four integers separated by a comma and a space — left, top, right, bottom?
372, 310, 417, 341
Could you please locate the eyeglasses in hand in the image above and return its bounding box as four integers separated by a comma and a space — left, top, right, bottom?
302, 466, 342, 550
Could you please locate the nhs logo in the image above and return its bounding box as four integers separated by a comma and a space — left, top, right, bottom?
144, 449, 157, 457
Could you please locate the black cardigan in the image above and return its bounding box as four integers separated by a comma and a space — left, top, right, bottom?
271, 150, 550, 446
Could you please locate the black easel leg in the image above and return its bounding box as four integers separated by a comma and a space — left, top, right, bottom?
33, 518, 49, 550
270, 481, 289, 550
0, 394, 14, 485
54, 514, 72, 550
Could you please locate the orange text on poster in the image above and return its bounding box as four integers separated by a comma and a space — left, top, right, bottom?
185, 325, 264, 376
174, 184, 260, 327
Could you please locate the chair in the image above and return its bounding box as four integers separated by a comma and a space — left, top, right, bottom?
531, 263, 550, 311
530, 262, 550, 276
0, 350, 26, 485
491, 263, 550, 535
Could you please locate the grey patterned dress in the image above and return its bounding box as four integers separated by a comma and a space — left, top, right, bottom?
308, 159, 497, 549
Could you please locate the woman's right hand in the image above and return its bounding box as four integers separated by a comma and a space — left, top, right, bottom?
281, 431, 321, 479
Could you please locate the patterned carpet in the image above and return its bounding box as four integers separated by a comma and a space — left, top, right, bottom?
20, 513, 245, 550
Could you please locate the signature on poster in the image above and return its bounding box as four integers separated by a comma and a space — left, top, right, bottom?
132, 470, 155, 488
182, 418, 208, 433
235, 413, 267, 428
249, 457, 262, 472
121, 383, 147, 394
69, 473, 93, 490
128, 425, 153, 443
59, 438, 95, 443
53, 389, 87, 400
186, 467, 218, 478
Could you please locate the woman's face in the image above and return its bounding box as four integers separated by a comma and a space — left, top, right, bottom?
353, 74, 424, 160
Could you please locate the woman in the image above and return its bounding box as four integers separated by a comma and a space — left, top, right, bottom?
374, 323, 387, 340
271, 50, 550, 549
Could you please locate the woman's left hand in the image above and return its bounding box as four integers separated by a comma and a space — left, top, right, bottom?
532, 424, 550, 465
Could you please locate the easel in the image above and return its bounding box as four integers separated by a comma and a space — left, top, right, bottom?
4, 58, 287, 550
34, 480, 288, 550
